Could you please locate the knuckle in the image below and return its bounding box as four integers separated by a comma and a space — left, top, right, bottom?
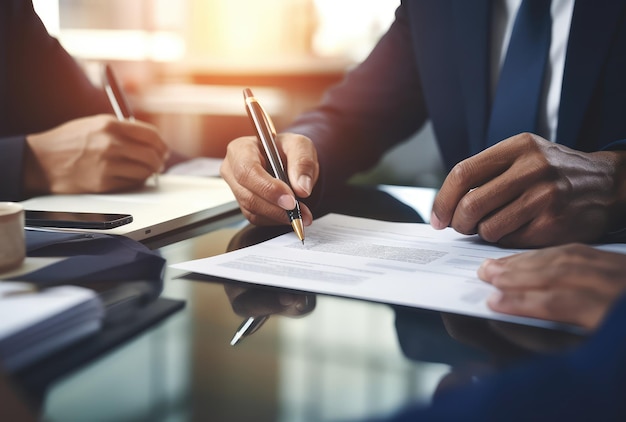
91, 178, 110, 194
457, 194, 483, 220
292, 154, 319, 175
226, 136, 249, 151
452, 197, 482, 235
512, 132, 542, 150
519, 132, 536, 145
448, 162, 471, 185
98, 115, 118, 131
561, 243, 587, 254
529, 184, 565, 219
233, 159, 258, 184
88, 131, 114, 152
280, 132, 311, 146
219, 162, 229, 179
237, 189, 258, 212
541, 182, 562, 199
239, 206, 263, 226
245, 212, 263, 226
477, 221, 501, 243
454, 224, 477, 236
294, 152, 317, 167
540, 291, 565, 316
552, 243, 588, 267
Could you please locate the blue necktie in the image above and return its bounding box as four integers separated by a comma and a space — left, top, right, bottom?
486, 0, 552, 146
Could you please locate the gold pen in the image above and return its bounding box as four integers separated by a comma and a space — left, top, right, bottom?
243, 88, 304, 243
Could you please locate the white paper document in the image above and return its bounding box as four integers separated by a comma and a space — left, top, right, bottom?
172, 214, 626, 332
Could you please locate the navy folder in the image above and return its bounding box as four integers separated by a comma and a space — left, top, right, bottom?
9, 229, 185, 401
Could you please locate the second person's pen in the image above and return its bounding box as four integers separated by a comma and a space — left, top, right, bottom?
103, 63, 159, 186
103, 64, 135, 122
243, 88, 305, 243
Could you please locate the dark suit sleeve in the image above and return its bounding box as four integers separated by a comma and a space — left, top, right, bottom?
286, 3, 428, 193
0, 0, 111, 201
385, 294, 626, 421
0, 136, 27, 201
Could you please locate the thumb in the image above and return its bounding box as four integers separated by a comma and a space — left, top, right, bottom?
279, 133, 319, 198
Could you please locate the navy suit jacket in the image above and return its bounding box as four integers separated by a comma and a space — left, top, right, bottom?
0, 0, 110, 201
384, 293, 626, 421
288, 0, 626, 187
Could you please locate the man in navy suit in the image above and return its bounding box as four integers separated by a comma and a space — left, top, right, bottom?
221, 0, 626, 249
0, 0, 168, 201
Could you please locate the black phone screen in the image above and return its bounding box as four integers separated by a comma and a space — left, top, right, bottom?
25, 210, 133, 229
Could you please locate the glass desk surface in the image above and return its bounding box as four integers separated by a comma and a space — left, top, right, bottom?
39, 186, 583, 422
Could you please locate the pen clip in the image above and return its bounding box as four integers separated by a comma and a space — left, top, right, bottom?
259, 107, 284, 175
258, 102, 277, 139
244, 91, 286, 181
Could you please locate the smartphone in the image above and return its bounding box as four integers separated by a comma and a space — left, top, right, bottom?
25, 210, 133, 229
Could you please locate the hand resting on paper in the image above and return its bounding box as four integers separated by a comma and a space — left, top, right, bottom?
478, 243, 626, 330
431, 134, 626, 247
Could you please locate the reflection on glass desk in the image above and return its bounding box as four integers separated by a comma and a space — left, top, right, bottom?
41, 185, 585, 422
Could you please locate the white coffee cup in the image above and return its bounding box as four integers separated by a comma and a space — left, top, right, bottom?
0, 202, 25, 272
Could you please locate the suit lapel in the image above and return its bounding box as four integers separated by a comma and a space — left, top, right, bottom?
557, 0, 626, 147
450, 0, 490, 155
407, 1, 490, 164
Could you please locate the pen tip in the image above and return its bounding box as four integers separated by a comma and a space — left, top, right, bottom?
291, 219, 305, 243
230, 333, 241, 346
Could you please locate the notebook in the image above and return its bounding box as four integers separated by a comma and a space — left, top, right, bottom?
20, 174, 239, 242
0, 282, 104, 372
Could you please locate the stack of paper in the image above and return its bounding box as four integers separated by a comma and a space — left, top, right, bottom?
0, 282, 104, 372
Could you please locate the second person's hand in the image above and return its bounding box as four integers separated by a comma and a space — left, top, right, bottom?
430, 133, 626, 247
478, 243, 626, 330
220, 132, 318, 226
24, 114, 168, 195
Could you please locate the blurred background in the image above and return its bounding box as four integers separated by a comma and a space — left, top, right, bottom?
34, 0, 445, 188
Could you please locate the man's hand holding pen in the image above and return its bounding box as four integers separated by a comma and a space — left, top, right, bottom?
221, 133, 317, 226
24, 115, 167, 196
221, 90, 319, 231
20, 64, 168, 198
241, 88, 309, 242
